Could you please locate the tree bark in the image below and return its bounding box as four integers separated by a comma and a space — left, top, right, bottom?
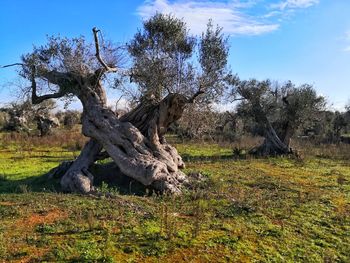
30, 27, 192, 194
60, 139, 102, 192
120, 93, 188, 169
249, 100, 292, 156
53, 80, 188, 194
251, 122, 292, 156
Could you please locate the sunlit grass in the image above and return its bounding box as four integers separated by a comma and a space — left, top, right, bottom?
0, 137, 349, 262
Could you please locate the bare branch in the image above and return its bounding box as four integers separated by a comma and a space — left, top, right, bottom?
92, 27, 117, 73
225, 111, 236, 119
30, 66, 66, 104
187, 86, 205, 103
164, 85, 172, 95
0, 63, 23, 68
115, 95, 124, 110
230, 97, 245, 103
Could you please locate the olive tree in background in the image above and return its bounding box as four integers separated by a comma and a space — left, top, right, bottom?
0, 100, 33, 132
229, 78, 326, 155
55, 110, 81, 130
0, 99, 58, 136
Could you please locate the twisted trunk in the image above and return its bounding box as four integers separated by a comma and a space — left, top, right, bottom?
249, 100, 292, 156
32, 27, 192, 194
251, 122, 292, 156
55, 80, 188, 194
120, 94, 187, 170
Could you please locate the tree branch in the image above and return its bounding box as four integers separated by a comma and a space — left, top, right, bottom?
187, 85, 205, 103
282, 96, 289, 106
39, 69, 72, 86
230, 97, 245, 103
92, 27, 117, 73
31, 66, 66, 104
0, 63, 23, 68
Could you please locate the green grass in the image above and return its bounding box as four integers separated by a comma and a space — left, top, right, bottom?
0, 139, 349, 262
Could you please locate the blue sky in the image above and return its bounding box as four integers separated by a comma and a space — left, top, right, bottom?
0, 0, 349, 110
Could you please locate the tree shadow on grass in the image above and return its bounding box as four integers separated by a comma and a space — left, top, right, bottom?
0, 162, 152, 196
90, 162, 154, 196
0, 174, 60, 194
1, 152, 235, 196
0, 172, 61, 194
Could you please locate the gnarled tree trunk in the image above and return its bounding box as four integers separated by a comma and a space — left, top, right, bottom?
28, 28, 201, 195
53, 84, 189, 194
249, 100, 292, 156
251, 122, 292, 156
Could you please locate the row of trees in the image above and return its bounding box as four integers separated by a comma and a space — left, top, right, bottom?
2, 95, 349, 144
2, 13, 349, 194
0, 100, 81, 135
174, 102, 350, 144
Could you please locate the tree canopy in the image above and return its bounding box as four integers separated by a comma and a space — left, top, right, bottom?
230, 78, 326, 155
126, 14, 229, 104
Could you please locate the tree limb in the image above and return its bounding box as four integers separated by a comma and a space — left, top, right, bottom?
0, 63, 24, 68
39, 69, 72, 86
187, 86, 205, 103
92, 27, 117, 73
282, 96, 289, 106
31, 66, 66, 104
230, 97, 245, 102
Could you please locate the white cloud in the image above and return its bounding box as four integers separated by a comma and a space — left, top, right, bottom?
136, 0, 279, 36
262, 10, 282, 18
271, 0, 319, 10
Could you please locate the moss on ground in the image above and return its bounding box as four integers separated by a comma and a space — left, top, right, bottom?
0, 140, 349, 262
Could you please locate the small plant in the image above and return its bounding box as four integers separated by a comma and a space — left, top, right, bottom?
17, 184, 30, 193
0, 233, 6, 258
98, 181, 120, 196
76, 240, 106, 262
86, 210, 96, 230
99, 181, 110, 193
232, 147, 246, 158
337, 174, 347, 186
160, 202, 177, 240
333, 195, 349, 221
211, 235, 239, 248
192, 199, 208, 238
35, 223, 55, 234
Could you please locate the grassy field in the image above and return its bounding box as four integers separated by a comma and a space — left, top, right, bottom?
0, 132, 349, 262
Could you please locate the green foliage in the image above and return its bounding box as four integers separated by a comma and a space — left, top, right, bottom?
233, 78, 326, 142
199, 20, 229, 102
56, 110, 81, 130
1, 99, 57, 135
20, 35, 95, 78
127, 14, 229, 103
128, 13, 195, 102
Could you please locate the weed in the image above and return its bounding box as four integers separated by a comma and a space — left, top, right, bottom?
192, 199, 208, 238
210, 235, 239, 248
35, 223, 55, 234
160, 202, 177, 240
86, 210, 96, 230
17, 184, 31, 193
0, 233, 6, 258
